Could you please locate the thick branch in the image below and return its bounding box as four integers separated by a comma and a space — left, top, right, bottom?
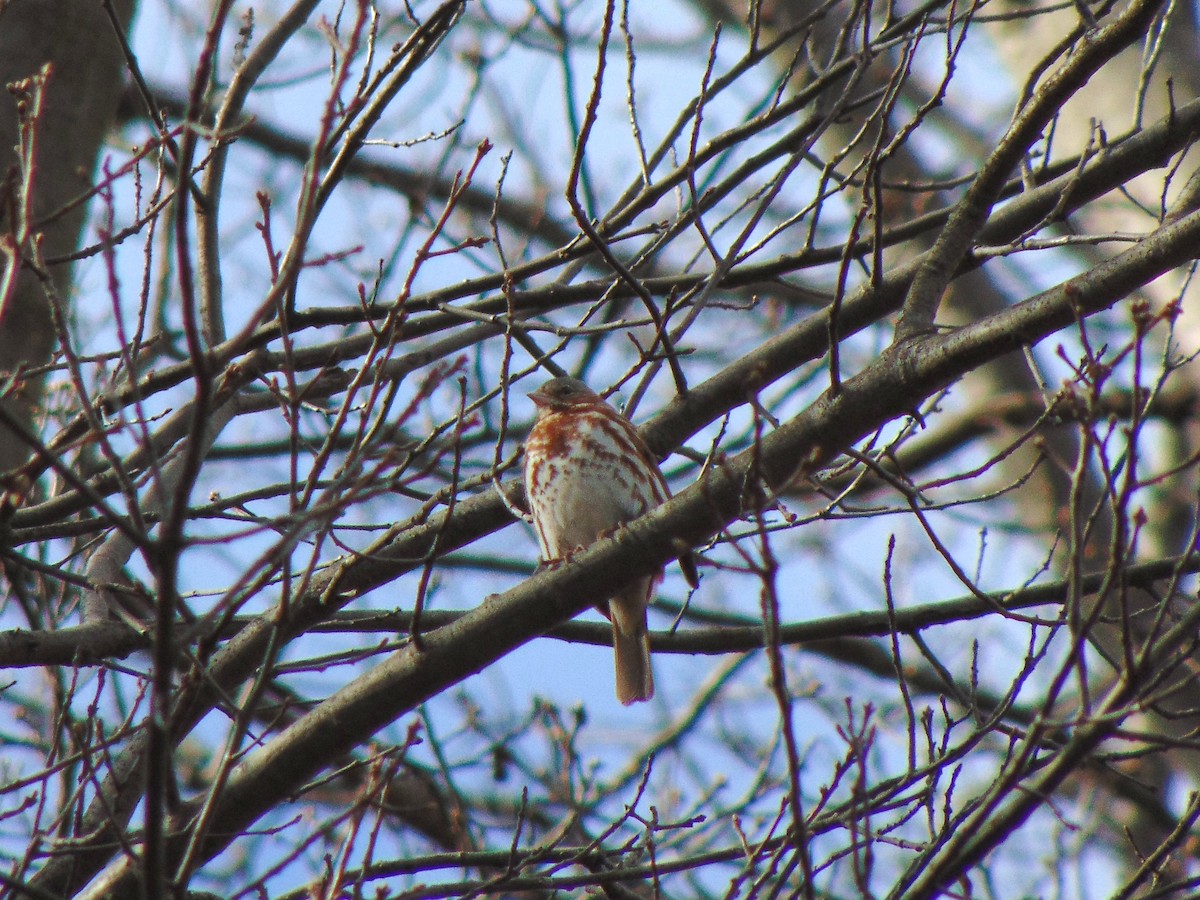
79, 199, 1200, 897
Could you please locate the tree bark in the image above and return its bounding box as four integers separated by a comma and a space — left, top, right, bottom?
0, 0, 137, 477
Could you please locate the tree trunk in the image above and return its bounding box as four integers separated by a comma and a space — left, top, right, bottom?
0, 0, 137, 477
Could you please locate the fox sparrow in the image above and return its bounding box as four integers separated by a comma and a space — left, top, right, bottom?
523, 376, 698, 705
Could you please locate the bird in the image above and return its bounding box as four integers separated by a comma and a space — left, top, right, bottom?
523, 376, 699, 705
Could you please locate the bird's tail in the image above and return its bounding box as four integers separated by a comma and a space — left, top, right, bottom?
609, 583, 654, 705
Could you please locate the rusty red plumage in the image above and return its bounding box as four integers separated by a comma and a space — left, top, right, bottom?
523, 376, 697, 705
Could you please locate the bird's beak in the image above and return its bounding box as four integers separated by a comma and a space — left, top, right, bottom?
528, 388, 549, 408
